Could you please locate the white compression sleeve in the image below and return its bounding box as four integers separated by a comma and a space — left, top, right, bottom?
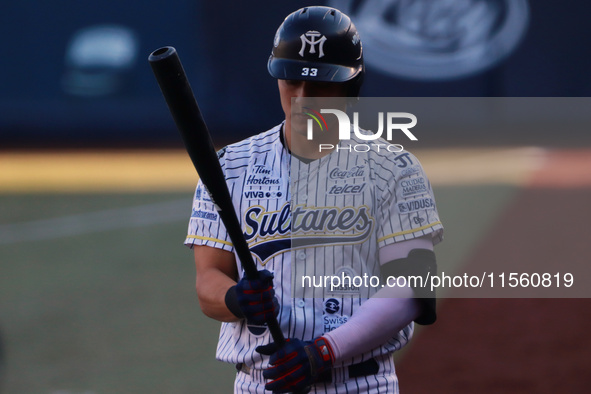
323, 236, 433, 363
323, 285, 421, 362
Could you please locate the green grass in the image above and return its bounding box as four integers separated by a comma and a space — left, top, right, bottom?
0, 186, 517, 393
0, 193, 235, 393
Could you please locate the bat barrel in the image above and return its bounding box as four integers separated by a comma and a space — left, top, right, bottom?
148, 47, 258, 281
148, 46, 286, 348
148, 47, 190, 96
148, 46, 176, 61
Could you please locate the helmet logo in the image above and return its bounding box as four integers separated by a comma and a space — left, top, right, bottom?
299, 30, 327, 58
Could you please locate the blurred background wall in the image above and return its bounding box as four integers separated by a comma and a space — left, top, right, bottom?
1, 0, 590, 149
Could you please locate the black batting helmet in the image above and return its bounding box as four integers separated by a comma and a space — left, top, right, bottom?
268, 6, 364, 92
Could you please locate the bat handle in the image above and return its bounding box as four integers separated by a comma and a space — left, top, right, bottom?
268, 318, 312, 394
267, 318, 285, 347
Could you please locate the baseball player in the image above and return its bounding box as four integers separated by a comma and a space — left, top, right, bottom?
185, 6, 443, 393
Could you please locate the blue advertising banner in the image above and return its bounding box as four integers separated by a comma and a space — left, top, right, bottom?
0, 0, 589, 147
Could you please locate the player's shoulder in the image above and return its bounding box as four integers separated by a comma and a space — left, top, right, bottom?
222, 124, 283, 158
216, 124, 283, 175
348, 131, 425, 179
349, 130, 417, 162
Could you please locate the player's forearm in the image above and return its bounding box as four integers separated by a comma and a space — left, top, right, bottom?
196, 269, 240, 322
193, 246, 240, 322
323, 285, 421, 363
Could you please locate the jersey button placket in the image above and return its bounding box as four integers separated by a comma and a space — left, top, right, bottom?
297, 251, 307, 308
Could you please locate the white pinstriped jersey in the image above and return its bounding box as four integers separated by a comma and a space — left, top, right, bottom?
184, 123, 443, 373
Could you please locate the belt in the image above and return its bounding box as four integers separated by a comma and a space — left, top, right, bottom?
236, 358, 379, 384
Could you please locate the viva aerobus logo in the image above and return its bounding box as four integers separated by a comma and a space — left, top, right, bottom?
304, 107, 418, 152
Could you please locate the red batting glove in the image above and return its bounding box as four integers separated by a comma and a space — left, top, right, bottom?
227, 269, 279, 326
256, 337, 334, 393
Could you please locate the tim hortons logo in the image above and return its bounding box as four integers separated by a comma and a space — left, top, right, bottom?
300, 30, 327, 58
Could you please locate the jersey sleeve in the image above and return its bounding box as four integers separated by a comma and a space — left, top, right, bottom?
376, 151, 443, 249
184, 150, 234, 252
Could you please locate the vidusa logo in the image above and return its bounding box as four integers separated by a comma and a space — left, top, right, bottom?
303, 107, 328, 138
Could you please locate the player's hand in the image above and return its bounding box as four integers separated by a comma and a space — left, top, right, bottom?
235, 269, 279, 326
256, 337, 334, 393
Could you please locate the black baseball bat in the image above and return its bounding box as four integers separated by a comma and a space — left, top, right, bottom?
148, 46, 285, 347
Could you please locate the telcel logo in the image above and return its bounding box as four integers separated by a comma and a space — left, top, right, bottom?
305, 109, 418, 152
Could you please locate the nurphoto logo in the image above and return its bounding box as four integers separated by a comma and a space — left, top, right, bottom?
304, 109, 418, 152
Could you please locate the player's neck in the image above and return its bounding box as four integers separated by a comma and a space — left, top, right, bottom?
283, 121, 338, 160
